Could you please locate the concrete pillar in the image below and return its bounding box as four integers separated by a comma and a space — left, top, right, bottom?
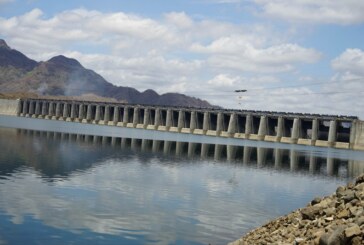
86, 104, 92, 121
78, 104, 85, 120
274, 148, 282, 169
132, 107, 140, 126
154, 109, 161, 129
29, 101, 35, 115
70, 103, 76, 119
113, 106, 119, 125
177, 110, 185, 130
276, 117, 284, 140
120, 138, 127, 148
48, 102, 54, 117
190, 111, 197, 132
22, 100, 28, 115
257, 116, 267, 140
41, 102, 48, 117
291, 118, 301, 143
62, 103, 69, 119
328, 120, 337, 145
311, 119, 318, 142
55, 102, 61, 118
216, 112, 223, 135
102, 136, 108, 146
104, 106, 110, 123
123, 106, 129, 125
245, 114, 252, 137
227, 113, 237, 136
35, 101, 40, 116
166, 109, 172, 129
143, 108, 150, 128
95, 105, 101, 122
327, 157, 335, 176
202, 112, 210, 133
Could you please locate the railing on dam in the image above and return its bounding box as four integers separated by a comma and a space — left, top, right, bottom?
14, 98, 362, 150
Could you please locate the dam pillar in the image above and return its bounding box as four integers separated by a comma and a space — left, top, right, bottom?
113, 106, 119, 125
274, 148, 282, 169
28, 101, 35, 116
291, 118, 301, 144
78, 104, 85, 121
41, 102, 48, 118
190, 111, 197, 133
16, 99, 22, 116
143, 108, 150, 128
245, 114, 252, 138
328, 120, 337, 147
123, 106, 129, 126
55, 102, 61, 119
133, 107, 140, 127
202, 112, 210, 134
276, 117, 284, 142
166, 109, 172, 130
104, 106, 110, 124
311, 119, 318, 145
86, 104, 92, 121
257, 116, 267, 140
70, 103, 76, 120
34, 101, 41, 117
227, 113, 237, 136
21, 100, 28, 116
177, 110, 185, 132
154, 108, 161, 129
216, 112, 223, 136
95, 105, 101, 123
48, 102, 54, 118
62, 103, 69, 119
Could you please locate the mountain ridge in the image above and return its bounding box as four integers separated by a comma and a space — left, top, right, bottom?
0, 39, 214, 108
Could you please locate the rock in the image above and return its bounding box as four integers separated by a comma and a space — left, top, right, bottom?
351, 236, 362, 245
344, 224, 361, 238
355, 175, 364, 184
327, 226, 348, 245
355, 216, 364, 226
312, 197, 322, 205
336, 209, 350, 219
342, 192, 355, 203
301, 206, 321, 220
336, 186, 346, 197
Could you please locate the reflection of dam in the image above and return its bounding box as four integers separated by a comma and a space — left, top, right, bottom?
2, 98, 364, 150
15, 129, 364, 178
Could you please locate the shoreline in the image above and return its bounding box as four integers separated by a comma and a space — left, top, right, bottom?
229, 174, 364, 245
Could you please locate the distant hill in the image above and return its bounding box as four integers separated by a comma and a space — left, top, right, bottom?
0, 39, 214, 108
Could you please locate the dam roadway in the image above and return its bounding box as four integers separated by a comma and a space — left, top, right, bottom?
1, 97, 364, 150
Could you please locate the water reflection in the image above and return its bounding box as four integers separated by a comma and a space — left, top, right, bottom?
0, 128, 363, 245
2, 128, 363, 179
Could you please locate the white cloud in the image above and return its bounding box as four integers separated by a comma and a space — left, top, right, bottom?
331, 49, 364, 76
254, 0, 364, 25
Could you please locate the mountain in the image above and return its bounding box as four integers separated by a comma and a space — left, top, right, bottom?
0, 39, 214, 108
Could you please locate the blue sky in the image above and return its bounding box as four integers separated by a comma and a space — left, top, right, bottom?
1, 0, 364, 117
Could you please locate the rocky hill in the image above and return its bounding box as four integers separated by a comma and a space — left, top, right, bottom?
0, 39, 213, 108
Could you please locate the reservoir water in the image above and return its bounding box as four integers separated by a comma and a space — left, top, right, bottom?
0, 116, 363, 245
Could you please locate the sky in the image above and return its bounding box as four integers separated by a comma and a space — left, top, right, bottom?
0, 0, 364, 118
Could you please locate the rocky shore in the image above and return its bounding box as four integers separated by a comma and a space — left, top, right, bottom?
228, 174, 364, 245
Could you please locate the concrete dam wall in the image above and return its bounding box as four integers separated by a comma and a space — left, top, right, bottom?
2, 98, 364, 151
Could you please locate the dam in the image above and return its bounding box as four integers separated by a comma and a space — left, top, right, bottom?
1, 97, 364, 150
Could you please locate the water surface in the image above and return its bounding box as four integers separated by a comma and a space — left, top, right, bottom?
0, 116, 363, 245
